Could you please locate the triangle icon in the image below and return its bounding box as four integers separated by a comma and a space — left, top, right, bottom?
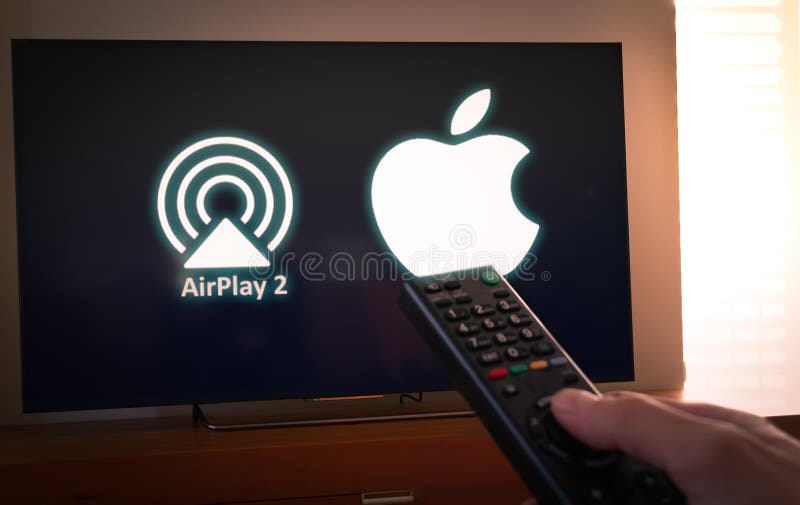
184, 218, 270, 269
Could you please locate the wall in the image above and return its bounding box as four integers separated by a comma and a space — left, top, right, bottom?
0, 0, 681, 425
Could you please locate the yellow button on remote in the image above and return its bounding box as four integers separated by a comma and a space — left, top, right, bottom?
529, 360, 548, 371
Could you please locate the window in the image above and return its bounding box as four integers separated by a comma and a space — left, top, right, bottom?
676, 0, 799, 415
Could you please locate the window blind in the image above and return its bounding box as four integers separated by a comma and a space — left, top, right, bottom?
675, 0, 799, 415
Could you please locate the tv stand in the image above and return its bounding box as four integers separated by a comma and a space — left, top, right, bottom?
191, 393, 473, 431
399, 392, 424, 403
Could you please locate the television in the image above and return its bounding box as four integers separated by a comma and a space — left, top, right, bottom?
13, 40, 636, 413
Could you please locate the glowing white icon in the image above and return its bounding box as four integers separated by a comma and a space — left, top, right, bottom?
156, 136, 293, 269
370, 89, 539, 276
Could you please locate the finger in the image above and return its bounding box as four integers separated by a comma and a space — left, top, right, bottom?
602, 391, 765, 430
655, 397, 766, 429
612, 392, 787, 442
550, 388, 726, 476
664, 398, 799, 445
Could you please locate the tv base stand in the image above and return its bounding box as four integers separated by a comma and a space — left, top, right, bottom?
191, 398, 475, 432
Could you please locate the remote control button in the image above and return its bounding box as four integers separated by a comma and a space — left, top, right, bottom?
444, 308, 469, 321
480, 270, 501, 285
482, 317, 506, 330
542, 441, 576, 464
509, 364, 527, 375
541, 410, 588, 464
465, 336, 492, 350
502, 383, 519, 397
471, 304, 496, 316
433, 296, 453, 307
497, 300, 520, 312
563, 371, 580, 385
531, 341, 555, 356
527, 414, 544, 439
424, 282, 442, 293
452, 291, 472, 304
477, 351, 502, 366
444, 280, 461, 290
505, 346, 530, 360
488, 368, 508, 380
493, 289, 510, 298
584, 485, 613, 504
635, 471, 678, 504
508, 314, 532, 327
519, 327, 543, 341
549, 356, 568, 367
529, 360, 549, 371
635, 470, 660, 489
583, 451, 621, 470
540, 408, 621, 469
493, 332, 518, 345
456, 322, 480, 336
535, 395, 552, 410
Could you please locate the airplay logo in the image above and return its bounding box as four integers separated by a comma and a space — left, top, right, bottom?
156, 136, 294, 270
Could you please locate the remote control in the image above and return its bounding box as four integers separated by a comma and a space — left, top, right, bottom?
400, 266, 685, 505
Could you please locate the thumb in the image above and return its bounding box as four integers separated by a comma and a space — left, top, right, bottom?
550, 389, 720, 477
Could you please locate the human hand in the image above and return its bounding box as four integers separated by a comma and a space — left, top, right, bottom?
543, 389, 800, 505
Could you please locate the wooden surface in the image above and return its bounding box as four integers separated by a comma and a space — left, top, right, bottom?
0, 413, 531, 505
1, 390, 798, 505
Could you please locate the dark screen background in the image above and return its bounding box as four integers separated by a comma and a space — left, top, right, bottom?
12, 40, 632, 412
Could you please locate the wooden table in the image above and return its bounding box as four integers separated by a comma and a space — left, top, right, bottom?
0, 413, 530, 505
1, 391, 798, 505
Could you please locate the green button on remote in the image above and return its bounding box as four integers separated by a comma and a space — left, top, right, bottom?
480, 270, 501, 285
509, 364, 528, 375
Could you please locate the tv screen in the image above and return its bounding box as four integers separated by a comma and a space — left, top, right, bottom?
12, 40, 632, 412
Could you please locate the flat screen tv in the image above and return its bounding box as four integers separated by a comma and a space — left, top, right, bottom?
12, 40, 632, 412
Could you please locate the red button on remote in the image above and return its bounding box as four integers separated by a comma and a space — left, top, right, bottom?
489, 368, 508, 380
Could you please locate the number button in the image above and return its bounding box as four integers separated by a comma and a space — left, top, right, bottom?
505, 346, 530, 360
482, 317, 507, 330
433, 296, 453, 307
471, 304, 496, 316
456, 322, 480, 336
520, 327, 543, 341
424, 282, 442, 293
508, 314, 532, 327
497, 300, 520, 312
452, 291, 472, 304
493, 332, 518, 345
466, 337, 492, 350
445, 308, 469, 321
444, 280, 461, 290
478, 351, 502, 366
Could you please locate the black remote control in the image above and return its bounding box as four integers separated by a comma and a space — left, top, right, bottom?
400, 266, 685, 505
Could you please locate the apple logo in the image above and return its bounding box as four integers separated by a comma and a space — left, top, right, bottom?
370, 88, 539, 276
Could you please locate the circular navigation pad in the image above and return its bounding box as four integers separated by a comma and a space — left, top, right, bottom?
529, 405, 621, 470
